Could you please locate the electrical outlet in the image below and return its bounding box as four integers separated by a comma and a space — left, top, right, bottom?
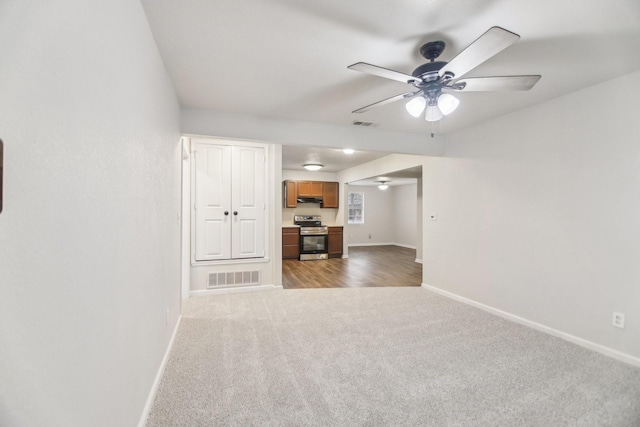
612, 312, 625, 329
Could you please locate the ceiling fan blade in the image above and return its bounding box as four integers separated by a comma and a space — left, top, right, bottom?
454, 75, 541, 91
352, 91, 417, 113
348, 62, 418, 84
439, 27, 520, 80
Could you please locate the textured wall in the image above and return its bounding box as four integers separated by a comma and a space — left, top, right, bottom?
0, 1, 181, 426
393, 183, 418, 248
424, 71, 640, 360
347, 185, 395, 245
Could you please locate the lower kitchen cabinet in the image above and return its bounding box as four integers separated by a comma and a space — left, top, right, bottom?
328, 226, 343, 258
282, 227, 300, 259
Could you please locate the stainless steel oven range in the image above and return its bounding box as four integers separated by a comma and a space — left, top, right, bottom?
294, 215, 328, 260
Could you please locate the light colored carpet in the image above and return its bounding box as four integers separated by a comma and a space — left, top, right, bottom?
146, 288, 640, 426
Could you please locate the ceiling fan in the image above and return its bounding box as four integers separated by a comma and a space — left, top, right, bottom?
348, 27, 541, 122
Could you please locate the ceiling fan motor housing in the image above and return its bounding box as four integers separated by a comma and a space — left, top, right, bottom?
412, 61, 446, 81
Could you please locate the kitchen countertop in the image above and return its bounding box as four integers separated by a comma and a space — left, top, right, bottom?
282, 224, 343, 228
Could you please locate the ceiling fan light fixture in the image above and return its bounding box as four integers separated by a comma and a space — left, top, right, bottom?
438, 93, 459, 116
303, 163, 323, 171
405, 97, 426, 117
425, 104, 443, 122
377, 179, 390, 190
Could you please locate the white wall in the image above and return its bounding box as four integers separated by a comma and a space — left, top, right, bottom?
423, 70, 640, 361
393, 183, 418, 248
181, 107, 446, 157
346, 185, 395, 245
0, 2, 181, 426
345, 183, 418, 247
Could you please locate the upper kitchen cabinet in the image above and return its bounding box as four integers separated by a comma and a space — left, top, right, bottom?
283, 180, 297, 208
297, 181, 323, 197
322, 182, 339, 208
282, 180, 340, 208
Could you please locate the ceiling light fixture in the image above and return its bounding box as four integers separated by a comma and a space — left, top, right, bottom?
437, 93, 460, 116
377, 180, 389, 190
406, 92, 458, 122
405, 97, 426, 117
425, 103, 443, 122
343, 148, 355, 155
303, 163, 323, 171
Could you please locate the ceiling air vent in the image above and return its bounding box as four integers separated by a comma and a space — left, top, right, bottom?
352, 120, 376, 127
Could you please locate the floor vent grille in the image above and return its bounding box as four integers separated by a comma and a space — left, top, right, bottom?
207, 271, 260, 288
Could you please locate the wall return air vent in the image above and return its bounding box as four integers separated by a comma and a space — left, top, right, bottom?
207, 270, 261, 288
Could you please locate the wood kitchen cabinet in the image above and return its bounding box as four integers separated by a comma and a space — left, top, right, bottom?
297, 181, 323, 197
283, 180, 297, 208
322, 181, 339, 208
282, 227, 300, 259
282, 180, 340, 208
328, 226, 343, 258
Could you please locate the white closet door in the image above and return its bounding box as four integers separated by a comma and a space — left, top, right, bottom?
194, 142, 231, 261
231, 146, 265, 259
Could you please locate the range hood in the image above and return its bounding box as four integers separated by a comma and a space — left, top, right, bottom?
296, 196, 323, 204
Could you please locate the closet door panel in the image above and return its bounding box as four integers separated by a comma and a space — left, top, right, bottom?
231, 146, 265, 259
194, 142, 231, 261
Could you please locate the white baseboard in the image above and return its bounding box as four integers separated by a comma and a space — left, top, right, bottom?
415, 258, 422, 264
348, 242, 395, 247
137, 315, 182, 427
190, 284, 283, 297
394, 243, 417, 250
348, 243, 417, 249
341, 254, 349, 259
348, 243, 416, 249
421, 283, 640, 368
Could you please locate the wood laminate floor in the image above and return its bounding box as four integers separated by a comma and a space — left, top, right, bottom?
282, 245, 422, 289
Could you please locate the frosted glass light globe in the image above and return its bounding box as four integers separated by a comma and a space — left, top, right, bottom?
405, 97, 426, 117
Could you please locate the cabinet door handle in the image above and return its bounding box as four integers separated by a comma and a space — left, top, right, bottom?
224, 211, 229, 216
233, 211, 238, 216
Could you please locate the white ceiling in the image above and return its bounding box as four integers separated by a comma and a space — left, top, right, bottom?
281, 145, 389, 172
141, 0, 640, 170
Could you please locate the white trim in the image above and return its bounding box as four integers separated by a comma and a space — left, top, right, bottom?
414, 258, 422, 264
137, 315, 183, 427
190, 284, 283, 297
191, 257, 271, 267
341, 254, 349, 259
394, 243, 417, 250
421, 284, 640, 368
348, 243, 418, 249
348, 242, 395, 247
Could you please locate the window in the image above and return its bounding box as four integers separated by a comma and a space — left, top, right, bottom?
348, 191, 364, 224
